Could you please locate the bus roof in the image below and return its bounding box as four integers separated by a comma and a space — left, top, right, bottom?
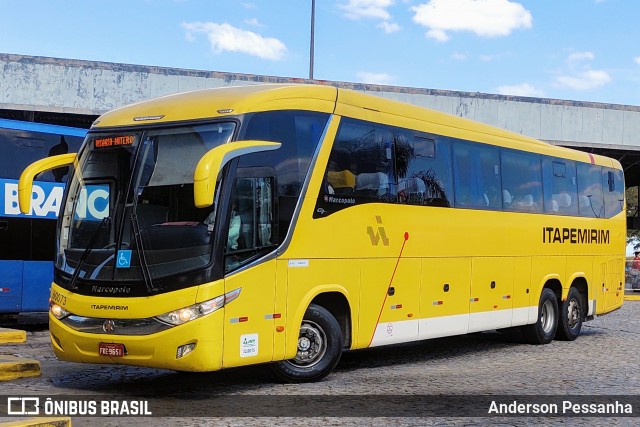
92, 84, 338, 128
0, 118, 88, 137
91, 84, 620, 170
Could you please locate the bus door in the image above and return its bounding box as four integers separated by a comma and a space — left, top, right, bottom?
222, 173, 279, 367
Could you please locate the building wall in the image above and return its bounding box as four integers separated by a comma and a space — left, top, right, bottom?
2, 53, 640, 150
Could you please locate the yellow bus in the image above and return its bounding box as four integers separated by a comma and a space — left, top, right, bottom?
19, 84, 625, 382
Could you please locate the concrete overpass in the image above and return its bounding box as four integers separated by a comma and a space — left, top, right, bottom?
2, 53, 640, 186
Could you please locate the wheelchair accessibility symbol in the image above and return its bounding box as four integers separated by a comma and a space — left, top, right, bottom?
116, 250, 132, 269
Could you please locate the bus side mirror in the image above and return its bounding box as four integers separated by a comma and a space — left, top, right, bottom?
193, 140, 281, 208
18, 153, 77, 214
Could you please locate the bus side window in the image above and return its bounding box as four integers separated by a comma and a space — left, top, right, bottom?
602, 167, 624, 218
225, 174, 277, 273
501, 150, 542, 213
453, 142, 500, 209
542, 157, 578, 215
577, 163, 604, 218
397, 135, 453, 207
323, 118, 395, 202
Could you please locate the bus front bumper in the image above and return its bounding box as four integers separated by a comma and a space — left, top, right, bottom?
49, 310, 224, 372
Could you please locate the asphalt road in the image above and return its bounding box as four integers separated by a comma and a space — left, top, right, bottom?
2, 302, 640, 426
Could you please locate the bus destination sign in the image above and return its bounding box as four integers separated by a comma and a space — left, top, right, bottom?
94, 135, 135, 149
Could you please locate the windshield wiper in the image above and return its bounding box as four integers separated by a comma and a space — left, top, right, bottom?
130, 212, 159, 294
67, 216, 111, 291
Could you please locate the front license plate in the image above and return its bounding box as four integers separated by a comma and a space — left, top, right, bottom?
98, 343, 125, 357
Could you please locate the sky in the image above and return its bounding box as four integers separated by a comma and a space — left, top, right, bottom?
1, 0, 640, 106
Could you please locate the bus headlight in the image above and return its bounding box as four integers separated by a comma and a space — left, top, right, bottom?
50, 303, 70, 320
155, 288, 241, 326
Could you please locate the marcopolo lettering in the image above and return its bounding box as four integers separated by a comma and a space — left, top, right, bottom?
91, 286, 132, 295
324, 195, 356, 205
542, 227, 610, 244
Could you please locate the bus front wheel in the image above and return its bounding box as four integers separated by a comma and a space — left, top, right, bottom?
523, 288, 558, 345
271, 304, 343, 383
555, 287, 583, 341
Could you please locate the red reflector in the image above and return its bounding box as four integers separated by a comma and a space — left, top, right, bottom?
0, 288, 9, 292
273, 313, 281, 319
239, 317, 249, 323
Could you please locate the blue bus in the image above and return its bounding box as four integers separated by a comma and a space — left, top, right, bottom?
0, 118, 86, 313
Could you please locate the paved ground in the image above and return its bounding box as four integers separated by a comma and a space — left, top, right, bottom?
1, 302, 640, 426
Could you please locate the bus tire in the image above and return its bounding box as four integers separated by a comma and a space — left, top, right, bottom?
270, 304, 343, 383
555, 287, 583, 341
523, 288, 558, 345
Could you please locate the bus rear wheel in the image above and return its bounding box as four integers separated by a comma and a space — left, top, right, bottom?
555, 287, 583, 341
271, 304, 343, 383
523, 288, 558, 345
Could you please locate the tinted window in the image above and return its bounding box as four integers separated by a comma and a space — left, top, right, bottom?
501, 150, 542, 213
238, 110, 329, 240
225, 175, 277, 273
0, 128, 83, 182
542, 157, 578, 215
398, 135, 453, 207
603, 167, 624, 218
577, 163, 604, 218
324, 118, 395, 198
453, 142, 501, 209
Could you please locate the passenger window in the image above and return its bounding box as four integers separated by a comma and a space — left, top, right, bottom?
335, 121, 393, 199
397, 135, 453, 207
225, 174, 277, 273
577, 163, 604, 218
315, 118, 395, 217
501, 150, 542, 213
603, 168, 624, 218
453, 142, 500, 209
542, 157, 578, 215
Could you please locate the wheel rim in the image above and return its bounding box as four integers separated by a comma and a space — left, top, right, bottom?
287, 320, 327, 368
566, 297, 581, 330
540, 299, 556, 334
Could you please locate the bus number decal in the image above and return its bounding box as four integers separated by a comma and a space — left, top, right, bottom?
51, 289, 67, 306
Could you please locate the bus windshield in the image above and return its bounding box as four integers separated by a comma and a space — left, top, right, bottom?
57, 122, 235, 284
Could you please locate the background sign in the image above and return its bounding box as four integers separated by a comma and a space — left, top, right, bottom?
1, 179, 109, 220
1, 178, 64, 219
